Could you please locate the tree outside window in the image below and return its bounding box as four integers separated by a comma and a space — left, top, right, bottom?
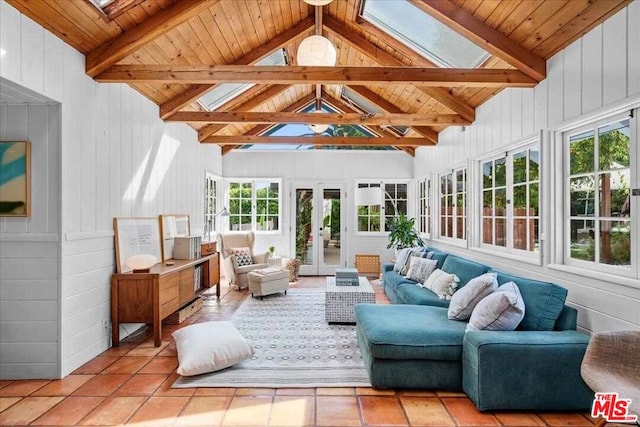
568, 119, 631, 267
228, 180, 280, 232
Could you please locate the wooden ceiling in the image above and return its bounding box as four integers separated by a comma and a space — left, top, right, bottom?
7, 0, 631, 154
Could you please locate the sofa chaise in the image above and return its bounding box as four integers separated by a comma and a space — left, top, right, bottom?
355, 248, 593, 411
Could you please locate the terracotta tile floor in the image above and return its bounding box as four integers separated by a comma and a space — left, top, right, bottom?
0, 277, 598, 426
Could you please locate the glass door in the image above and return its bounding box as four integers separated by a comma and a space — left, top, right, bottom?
292, 183, 344, 275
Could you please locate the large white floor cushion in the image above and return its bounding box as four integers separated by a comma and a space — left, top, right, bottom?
173, 321, 254, 376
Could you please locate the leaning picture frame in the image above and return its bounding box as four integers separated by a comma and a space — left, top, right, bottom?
159, 214, 191, 261
0, 141, 31, 217
113, 217, 162, 273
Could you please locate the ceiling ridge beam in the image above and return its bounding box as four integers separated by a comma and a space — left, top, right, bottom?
96, 65, 538, 87
348, 85, 439, 144
167, 111, 469, 126
410, 0, 546, 81
85, 0, 216, 77
197, 84, 292, 141
203, 135, 433, 147
324, 15, 475, 122
160, 16, 315, 119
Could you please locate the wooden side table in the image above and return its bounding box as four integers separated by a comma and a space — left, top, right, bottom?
111, 253, 220, 347
355, 254, 381, 278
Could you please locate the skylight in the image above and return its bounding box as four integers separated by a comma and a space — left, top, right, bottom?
341, 87, 409, 136
236, 102, 395, 151
360, 0, 489, 68
197, 49, 288, 111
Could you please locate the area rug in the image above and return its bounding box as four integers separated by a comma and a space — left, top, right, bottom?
172, 288, 371, 388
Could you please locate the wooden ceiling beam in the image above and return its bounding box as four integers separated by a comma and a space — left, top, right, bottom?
85, 0, 216, 77
348, 86, 439, 144
324, 15, 475, 122
202, 135, 433, 147
410, 0, 546, 81
159, 16, 315, 119
167, 111, 470, 126
96, 65, 538, 87
197, 84, 291, 141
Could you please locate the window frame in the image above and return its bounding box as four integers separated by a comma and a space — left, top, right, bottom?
417, 177, 432, 239
204, 172, 220, 240
435, 166, 467, 245
355, 179, 411, 235
477, 140, 541, 259
226, 178, 282, 234
562, 112, 637, 279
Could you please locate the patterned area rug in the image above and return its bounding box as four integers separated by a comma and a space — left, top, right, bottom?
172, 288, 372, 388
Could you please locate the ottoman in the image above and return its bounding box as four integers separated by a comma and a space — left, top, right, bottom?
247, 267, 289, 299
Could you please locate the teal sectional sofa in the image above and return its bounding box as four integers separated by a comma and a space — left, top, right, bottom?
355, 248, 594, 411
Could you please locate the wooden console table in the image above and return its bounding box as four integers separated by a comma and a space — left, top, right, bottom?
110, 253, 220, 347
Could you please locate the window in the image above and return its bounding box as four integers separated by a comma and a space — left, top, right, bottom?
198, 49, 287, 111
438, 168, 466, 241
228, 180, 280, 232
204, 172, 218, 239
565, 116, 633, 274
418, 179, 431, 238
356, 181, 408, 233
481, 145, 540, 253
360, 0, 489, 68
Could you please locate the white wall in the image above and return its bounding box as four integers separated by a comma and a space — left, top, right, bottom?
223, 150, 413, 265
0, 97, 61, 379
0, 0, 223, 377
414, 2, 640, 334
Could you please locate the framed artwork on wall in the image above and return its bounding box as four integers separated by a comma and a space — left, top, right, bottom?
0, 141, 31, 217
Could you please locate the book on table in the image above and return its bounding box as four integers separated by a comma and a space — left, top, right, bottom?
335, 267, 359, 286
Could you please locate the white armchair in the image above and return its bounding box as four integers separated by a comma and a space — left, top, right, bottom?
217, 232, 271, 290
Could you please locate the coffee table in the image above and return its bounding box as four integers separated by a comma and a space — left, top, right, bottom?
325, 276, 375, 323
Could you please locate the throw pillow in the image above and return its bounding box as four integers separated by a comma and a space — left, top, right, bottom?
423, 269, 459, 299
231, 247, 253, 267
448, 272, 498, 320
467, 282, 525, 331
400, 248, 427, 276
393, 247, 413, 272
173, 321, 254, 376
405, 257, 438, 284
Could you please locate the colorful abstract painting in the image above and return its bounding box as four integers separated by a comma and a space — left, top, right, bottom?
0, 142, 30, 216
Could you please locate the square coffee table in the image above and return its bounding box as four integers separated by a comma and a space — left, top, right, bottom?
325, 276, 375, 323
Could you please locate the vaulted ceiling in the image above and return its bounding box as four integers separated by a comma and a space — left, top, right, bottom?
7, 0, 632, 155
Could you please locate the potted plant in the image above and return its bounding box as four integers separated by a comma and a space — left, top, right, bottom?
268, 246, 275, 255
386, 214, 424, 251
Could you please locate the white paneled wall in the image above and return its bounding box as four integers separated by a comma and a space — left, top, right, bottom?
223, 150, 413, 265
0, 103, 60, 379
414, 3, 640, 334
0, 0, 223, 377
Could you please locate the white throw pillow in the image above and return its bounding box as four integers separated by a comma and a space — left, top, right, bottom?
448, 273, 498, 320
405, 257, 437, 284
173, 321, 254, 376
467, 282, 525, 331
422, 269, 459, 300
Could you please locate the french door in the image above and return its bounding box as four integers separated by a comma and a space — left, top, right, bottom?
291, 183, 345, 275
